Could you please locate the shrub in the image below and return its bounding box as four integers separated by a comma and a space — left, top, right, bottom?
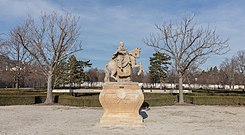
59, 94, 177, 107
145, 95, 177, 106
0, 95, 58, 105
1, 92, 244, 106
184, 96, 193, 104
59, 96, 101, 107
144, 93, 174, 98
192, 96, 241, 105
0, 95, 36, 105
0, 91, 46, 95
239, 97, 245, 105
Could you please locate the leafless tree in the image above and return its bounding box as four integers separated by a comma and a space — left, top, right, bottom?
86, 68, 104, 86
0, 35, 9, 56
15, 12, 82, 104
234, 50, 245, 89
144, 15, 229, 103
6, 28, 32, 89
219, 57, 237, 90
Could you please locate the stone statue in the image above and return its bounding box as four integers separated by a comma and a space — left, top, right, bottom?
100, 41, 145, 127
112, 41, 127, 59
104, 41, 144, 82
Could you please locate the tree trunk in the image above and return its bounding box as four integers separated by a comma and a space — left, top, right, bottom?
160, 79, 163, 90
45, 71, 53, 104
178, 73, 184, 104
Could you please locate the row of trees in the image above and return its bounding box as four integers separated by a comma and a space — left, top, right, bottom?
219, 51, 245, 88
0, 12, 235, 104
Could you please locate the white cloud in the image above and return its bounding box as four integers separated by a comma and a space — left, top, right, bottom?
0, 0, 63, 20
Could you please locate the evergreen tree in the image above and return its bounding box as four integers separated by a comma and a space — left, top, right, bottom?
54, 59, 68, 88
67, 55, 92, 87
149, 51, 170, 89
54, 55, 92, 88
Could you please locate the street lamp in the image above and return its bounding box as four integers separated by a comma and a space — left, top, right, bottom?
195, 78, 198, 89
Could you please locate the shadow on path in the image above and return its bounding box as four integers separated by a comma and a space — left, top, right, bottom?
140, 102, 150, 119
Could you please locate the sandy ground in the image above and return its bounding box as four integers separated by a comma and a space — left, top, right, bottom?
0, 105, 244, 135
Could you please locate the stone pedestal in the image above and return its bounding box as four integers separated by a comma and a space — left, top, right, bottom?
99, 82, 144, 127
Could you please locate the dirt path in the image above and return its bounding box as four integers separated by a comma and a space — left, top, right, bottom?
0, 105, 244, 135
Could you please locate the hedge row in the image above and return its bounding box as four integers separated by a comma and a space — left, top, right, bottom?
0, 94, 177, 106
59, 96, 101, 107
1, 94, 245, 106
0, 91, 46, 95
52, 95, 245, 106
0, 95, 46, 105
145, 95, 177, 106
185, 96, 245, 105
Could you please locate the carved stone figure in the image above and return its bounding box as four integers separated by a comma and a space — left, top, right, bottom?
100, 41, 144, 127
112, 41, 127, 59
104, 41, 143, 82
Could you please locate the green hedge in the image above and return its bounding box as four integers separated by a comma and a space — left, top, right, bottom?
0, 95, 38, 105
0, 91, 46, 95
239, 97, 245, 105
59, 96, 101, 107
1, 93, 244, 106
58, 95, 177, 107
145, 95, 177, 106
184, 96, 193, 104
0, 95, 51, 105
189, 96, 245, 105
191, 89, 245, 96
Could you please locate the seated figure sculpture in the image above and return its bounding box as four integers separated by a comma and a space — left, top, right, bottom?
112, 41, 127, 59
104, 41, 143, 82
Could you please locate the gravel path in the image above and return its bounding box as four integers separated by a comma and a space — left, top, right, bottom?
0, 105, 244, 135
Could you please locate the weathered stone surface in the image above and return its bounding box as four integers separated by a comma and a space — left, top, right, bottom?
104, 41, 143, 82
99, 82, 144, 127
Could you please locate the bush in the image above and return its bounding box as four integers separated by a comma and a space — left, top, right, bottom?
0, 95, 57, 105
192, 89, 245, 96
145, 95, 177, 106
59, 94, 177, 107
1, 92, 244, 106
59, 96, 101, 107
0, 95, 36, 105
184, 96, 193, 104
144, 93, 167, 98
239, 97, 245, 105
192, 96, 241, 105
0, 91, 46, 95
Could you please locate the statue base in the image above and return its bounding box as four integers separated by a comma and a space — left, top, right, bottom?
99, 82, 144, 127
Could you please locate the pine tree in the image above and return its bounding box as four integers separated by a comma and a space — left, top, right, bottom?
67, 55, 92, 87
149, 51, 171, 89
54, 59, 68, 88
54, 55, 92, 88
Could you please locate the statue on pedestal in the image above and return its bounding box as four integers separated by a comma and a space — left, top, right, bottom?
100, 41, 145, 127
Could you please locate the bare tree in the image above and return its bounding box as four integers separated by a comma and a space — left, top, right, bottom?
15, 12, 82, 104
0, 35, 9, 56
86, 68, 104, 86
234, 50, 245, 90
6, 28, 32, 89
219, 57, 237, 90
144, 15, 229, 103
184, 64, 201, 89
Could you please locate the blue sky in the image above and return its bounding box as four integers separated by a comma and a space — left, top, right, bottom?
0, 0, 245, 71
